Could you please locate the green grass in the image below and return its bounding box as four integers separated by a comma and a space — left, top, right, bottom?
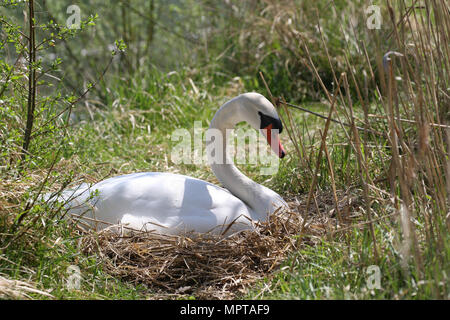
1, 218, 148, 299
248, 229, 449, 300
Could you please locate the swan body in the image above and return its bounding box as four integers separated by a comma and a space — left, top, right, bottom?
57, 172, 273, 234
53, 93, 287, 235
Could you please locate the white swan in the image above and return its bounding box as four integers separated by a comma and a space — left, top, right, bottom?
52, 93, 287, 235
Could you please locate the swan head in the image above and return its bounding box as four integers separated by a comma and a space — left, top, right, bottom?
237, 92, 286, 158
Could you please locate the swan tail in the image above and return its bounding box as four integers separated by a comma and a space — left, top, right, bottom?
40, 183, 92, 207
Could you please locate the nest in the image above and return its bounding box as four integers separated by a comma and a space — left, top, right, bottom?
81, 207, 304, 299
80, 190, 360, 299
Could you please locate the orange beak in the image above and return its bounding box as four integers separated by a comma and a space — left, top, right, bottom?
262, 124, 286, 159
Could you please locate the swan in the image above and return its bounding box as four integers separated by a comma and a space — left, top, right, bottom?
50, 92, 287, 235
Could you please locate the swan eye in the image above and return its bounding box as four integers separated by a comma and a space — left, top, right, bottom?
258, 111, 283, 133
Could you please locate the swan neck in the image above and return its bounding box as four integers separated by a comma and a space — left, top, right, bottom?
208, 98, 280, 219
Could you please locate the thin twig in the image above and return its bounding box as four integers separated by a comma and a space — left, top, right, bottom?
277, 99, 385, 136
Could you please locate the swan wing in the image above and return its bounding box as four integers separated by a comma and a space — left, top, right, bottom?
64, 172, 254, 234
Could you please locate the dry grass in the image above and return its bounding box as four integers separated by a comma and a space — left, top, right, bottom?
0, 274, 53, 299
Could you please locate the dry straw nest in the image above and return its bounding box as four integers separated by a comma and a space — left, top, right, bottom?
81, 191, 358, 299
81, 206, 304, 299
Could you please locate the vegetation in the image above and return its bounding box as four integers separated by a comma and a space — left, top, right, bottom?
0, 0, 448, 299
